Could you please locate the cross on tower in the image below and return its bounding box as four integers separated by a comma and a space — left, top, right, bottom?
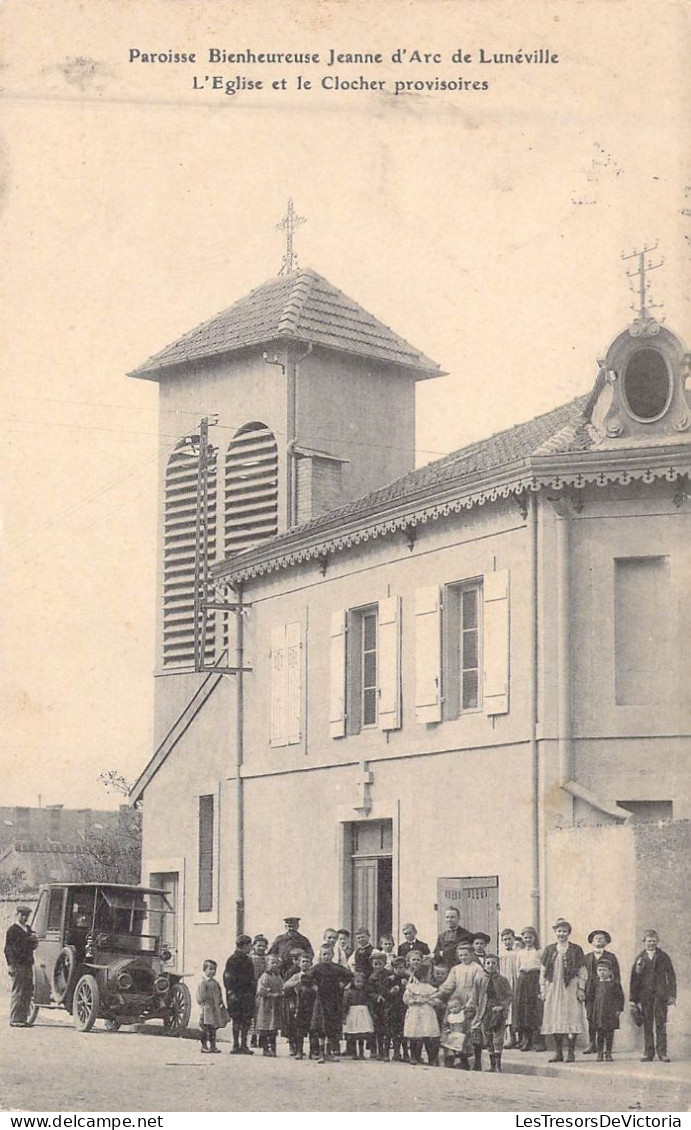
276, 198, 307, 276
622, 242, 664, 334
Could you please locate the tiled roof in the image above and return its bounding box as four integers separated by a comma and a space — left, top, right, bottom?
218, 394, 592, 572
131, 269, 441, 378
0, 841, 90, 889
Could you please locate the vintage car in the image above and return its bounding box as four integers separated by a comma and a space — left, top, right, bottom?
28, 882, 191, 1033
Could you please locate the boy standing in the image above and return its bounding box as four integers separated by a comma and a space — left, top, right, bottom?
592, 957, 625, 1062
630, 929, 676, 1062
223, 934, 256, 1054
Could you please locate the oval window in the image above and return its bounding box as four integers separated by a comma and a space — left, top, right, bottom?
622, 349, 671, 421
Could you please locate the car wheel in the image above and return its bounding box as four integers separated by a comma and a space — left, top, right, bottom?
163, 982, 191, 1035
52, 946, 78, 1004
72, 974, 100, 1032
26, 997, 39, 1026
104, 1018, 121, 1032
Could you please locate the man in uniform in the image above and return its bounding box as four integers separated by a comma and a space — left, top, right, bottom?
433, 907, 474, 970
4, 903, 38, 1027
268, 916, 314, 974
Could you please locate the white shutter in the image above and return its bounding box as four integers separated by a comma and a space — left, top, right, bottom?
378, 596, 401, 731
329, 609, 347, 738
415, 585, 442, 723
286, 621, 302, 745
270, 624, 287, 746
483, 570, 510, 715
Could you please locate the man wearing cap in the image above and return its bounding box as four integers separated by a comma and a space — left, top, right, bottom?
471, 932, 491, 965
269, 917, 314, 974
4, 903, 38, 1028
433, 907, 474, 970
583, 929, 621, 1054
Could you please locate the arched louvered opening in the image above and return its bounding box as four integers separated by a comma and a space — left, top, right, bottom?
163, 440, 217, 667
225, 422, 279, 554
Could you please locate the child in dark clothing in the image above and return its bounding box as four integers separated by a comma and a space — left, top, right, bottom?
368, 950, 391, 1060
283, 953, 317, 1060
388, 956, 409, 1062
306, 944, 352, 1063
593, 958, 625, 1061
343, 970, 375, 1059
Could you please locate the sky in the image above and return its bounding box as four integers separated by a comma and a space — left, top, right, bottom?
0, 0, 689, 808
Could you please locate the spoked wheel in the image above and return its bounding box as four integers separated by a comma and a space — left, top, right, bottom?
163, 982, 191, 1035
104, 1018, 121, 1032
72, 974, 100, 1032
52, 946, 77, 1005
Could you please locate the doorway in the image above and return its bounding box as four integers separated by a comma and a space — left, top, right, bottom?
349, 820, 392, 940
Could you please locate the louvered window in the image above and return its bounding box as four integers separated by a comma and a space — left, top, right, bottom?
163, 441, 217, 667
225, 422, 279, 554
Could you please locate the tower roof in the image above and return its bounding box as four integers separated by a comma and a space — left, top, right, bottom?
130, 268, 442, 380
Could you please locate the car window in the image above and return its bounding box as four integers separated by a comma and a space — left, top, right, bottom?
47, 888, 65, 932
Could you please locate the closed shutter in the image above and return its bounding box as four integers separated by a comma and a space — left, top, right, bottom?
270, 625, 287, 747
329, 610, 347, 738
415, 585, 442, 723
286, 621, 302, 745
378, 596, 402, 731
483, 570, 510, 715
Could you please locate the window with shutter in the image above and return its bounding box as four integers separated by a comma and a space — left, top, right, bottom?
329, 610, 347, 738
378, 596, 401, 731
415, 586, 442, 723
198, 795, 214, 913
163, 441, 217, 667
270, 622, 303, 747
482, 570, 510, 715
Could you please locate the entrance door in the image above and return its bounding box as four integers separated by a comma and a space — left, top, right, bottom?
350, 820, 392, 940
436, 876, 499, 953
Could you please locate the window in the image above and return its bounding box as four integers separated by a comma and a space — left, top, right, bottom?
622, 349, 672, 422
444, 581, 482, 716
360, 607, 378, 727
198, 795, 214, 913
163, 439, 217, 667
47, 888, 65, 932
329, 598, 401, 738
614, 556, 672, 705
415, 571, 510, 723
270, 622, 302, 747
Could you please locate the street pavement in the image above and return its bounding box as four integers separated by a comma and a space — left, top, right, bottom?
2, 1004, 689, 1114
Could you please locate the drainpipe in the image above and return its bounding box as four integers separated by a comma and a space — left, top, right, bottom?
234, 583, 245, 935
528, 491, 540, 931
286, 342, 312, 528
553, 498, 630, 822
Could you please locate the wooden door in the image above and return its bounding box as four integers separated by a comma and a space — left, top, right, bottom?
436, 876, 499, 953
352, 858, 378, 938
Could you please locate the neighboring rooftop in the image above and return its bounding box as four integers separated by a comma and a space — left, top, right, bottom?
130, 268, 442, 379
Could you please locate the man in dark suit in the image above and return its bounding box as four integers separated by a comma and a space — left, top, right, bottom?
4, 904, 38, 1027
629, 929, 676, 1062
433, 907, 474, 970
397, 922, 431, 961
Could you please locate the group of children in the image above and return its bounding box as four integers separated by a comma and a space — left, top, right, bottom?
195, 922, 677, 1069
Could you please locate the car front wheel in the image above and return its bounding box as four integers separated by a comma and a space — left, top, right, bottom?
73, 974, 100, 1032
26, 997, 39, 1026
163, 982, 191, 1035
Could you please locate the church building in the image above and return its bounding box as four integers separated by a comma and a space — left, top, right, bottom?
130, 237, 691, 1048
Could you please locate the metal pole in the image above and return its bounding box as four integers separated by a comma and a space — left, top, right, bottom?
235, 584, 245, 936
